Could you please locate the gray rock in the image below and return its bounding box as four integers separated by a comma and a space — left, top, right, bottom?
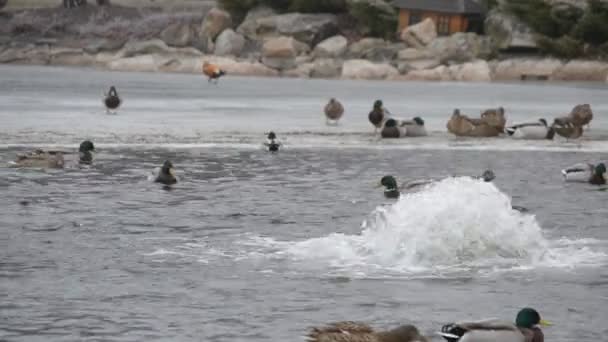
484, 9, 536, 50
84, 38, 125, 54
341, 59, 399, 80
400, 18, 437, 47
397, 48, 428, 61
406, 58, 441, 71
428, 32, 493, 64
116, 39, 173, 58
201, 7, 232, 41
214, 29, 246, 56
160, 23, 195, 47
346, 38, 386, 58
255, 13, 338, 46
311, 58, 342, 78
313, 35, 348, 58
283, 62, 314, 78
237, 5, 277, 40
362, 42, 405, 62
261, 57, 296, 70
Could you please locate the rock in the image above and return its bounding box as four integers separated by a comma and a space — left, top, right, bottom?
311, 58, 342, 78
160, 23, 195, 47
400, 18, 437, 47
214, 29, 245, 56
48, 47, 95, 66
283, 62, 314, 78
551, 60, 608, 81
261, 36, 309, 69
402, 66, 450, 81
397, 48, 428, 60
237, 5, 277, 40
484, 9, 536, 50
362, 42, 405, 62
493, 58, 564, 80
255, 13, 338, 46
448, 60, 492, 82
428, 32, 493, 64
201, 8, 232, 41
341, 59, 399, 80
108, 54, 171, 72
84, 38, 126, 54
203, 56, 279, 77
0, 45, 50, 65
406, 58, 441, 71
346, 38, 386, 58
313, 35, 348, 58
116, 39, 174, 58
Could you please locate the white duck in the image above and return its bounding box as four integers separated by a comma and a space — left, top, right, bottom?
504, 119, 554, 140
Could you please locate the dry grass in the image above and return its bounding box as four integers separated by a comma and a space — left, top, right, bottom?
5, 0, 215, 10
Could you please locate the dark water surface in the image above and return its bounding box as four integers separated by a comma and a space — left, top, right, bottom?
1, 65, 607, 342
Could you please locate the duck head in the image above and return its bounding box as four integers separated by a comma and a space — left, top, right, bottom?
267, 131, 277, 140
595, 163, 606, 177
79, 140, 95, 164
373, 100, 383, 109
161, 160, 174, 176
539, 118, 548, 126
515, 308, 551, 329
481, 169, 495, 182
380, 175, 397, 190
453, 108, 461, 117
384, 118, 398, 128
413, 117, 425, 126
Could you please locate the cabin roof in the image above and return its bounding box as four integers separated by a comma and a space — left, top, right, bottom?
391, 0, 484, 14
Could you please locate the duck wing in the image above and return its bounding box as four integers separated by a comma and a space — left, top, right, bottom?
439, 320, 521, 342
308, 322, 377, 342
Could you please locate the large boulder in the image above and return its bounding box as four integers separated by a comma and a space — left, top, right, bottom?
401, 66, 450, 81
311, 58, 342, 78
346, 38, 386, 58
397, 48, 429, 61
115, 39, 174, 58
160, 23, 195, 47
492, 58, 564, 80
214, 29, 246, 56
108, 54, 171, 72
362, 42, 405, 62
237, 5, 277, 40
313, 35, 348, 58
261, 36, 309, 70
551, 60, 608, 81
484, 9, 537, 50
201, 8, 232, 41
448, 60, 492, 82
428, 32, 493, 64
84, 38, 126, 54
341, 59, 399, 80
283, 62, 314, 78
400, 18, 437, 47
255, 13, 338, 46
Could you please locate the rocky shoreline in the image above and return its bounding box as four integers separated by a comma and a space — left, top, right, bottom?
1, 5, 607, 82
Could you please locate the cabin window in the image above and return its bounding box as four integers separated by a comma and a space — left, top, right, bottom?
437, 15, 450, 35
409, 11, 422, 25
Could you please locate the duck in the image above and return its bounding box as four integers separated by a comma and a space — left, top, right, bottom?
551, 117, 583, 139
504, 119, 555, 140
324, 98, 344, 125
403, 117, 428, 137
380, 118, 407, 139
152, 160, 177, 185
562, 162, 606, 184
438, 307, 550, 342
264, 131, 281, 152
379, 170, 496, 198
569, 104, 593, 128
10, 149, 65, 169
78, 140, 96, 165
104, 86, 121, 114
369, 100, 390, 134
381, 117, 428, 139
203, 61, 226, 84
447, 109, 502, 137
480, 107, 507, 132
307, 321, 428, 342
378, 175, 401, 198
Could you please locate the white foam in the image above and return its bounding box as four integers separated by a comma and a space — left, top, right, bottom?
259, 177, 606, 276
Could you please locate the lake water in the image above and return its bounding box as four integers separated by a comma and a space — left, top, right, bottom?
1, 65, 607, 342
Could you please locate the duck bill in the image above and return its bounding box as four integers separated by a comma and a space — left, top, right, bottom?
539, 319, 552, 327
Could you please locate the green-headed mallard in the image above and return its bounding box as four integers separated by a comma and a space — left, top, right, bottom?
589, 163, 607, 185
152, 160, 177, 185
307, 321, 428, 342
264, 131, 281, 152
369, 100, 390, 134
78, 140, 95, 165
439, 307, 550, 342
504, 119, 554, 140
381, 117, 428, 138
378, 175, 400, 198
104, 86, 121, 114
379, 170, 495, 198
324, 98, 344, 125
564, 162, 607, 185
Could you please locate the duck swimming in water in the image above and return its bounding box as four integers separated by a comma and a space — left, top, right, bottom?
153, 160, 177, 185
10, 149, 65, 169
78, 140, 95, 165
264, 131, 281, 152
104, 86, 121, 114
203, 61, 226, 84
369, 100, 390, 134
562, 162, 606, 185
505, 119, 555, 140
307, 321, 428, 342
439, 307, 550, 342
324, 98, 344, 125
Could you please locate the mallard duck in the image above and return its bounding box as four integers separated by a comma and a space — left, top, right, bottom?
78, 140, 95, 165
381, 118, 406, 139
480, 107, 507, 132
403, 117, 428, 137
104, 86, 121, 114
562, 162, 606, 184
378, 175, 400, 198
264, 131, 281, 152
307, 321, 428, 342
439, 307, 550, 342
369, 100, 389, 134
569, 104, 593, 127
505, 119, 555, 140
324, 98, 344, 125
203, 61, 226, 84
153, 160, 177, 185
380, 170, 496, 197
447, 109, 502, 137
551, 117, 583, 139
10, 149, 65, 169
381, 117, 428, 138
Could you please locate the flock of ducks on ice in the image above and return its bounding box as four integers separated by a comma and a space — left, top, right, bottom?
5, 62, 604, 342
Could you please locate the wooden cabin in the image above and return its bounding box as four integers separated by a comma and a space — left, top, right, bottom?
392, 0, 484, 35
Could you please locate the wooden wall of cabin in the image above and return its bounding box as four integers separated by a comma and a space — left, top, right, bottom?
397, 9, 469, 35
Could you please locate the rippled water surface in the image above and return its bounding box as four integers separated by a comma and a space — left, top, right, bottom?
1, 65, 607, 342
